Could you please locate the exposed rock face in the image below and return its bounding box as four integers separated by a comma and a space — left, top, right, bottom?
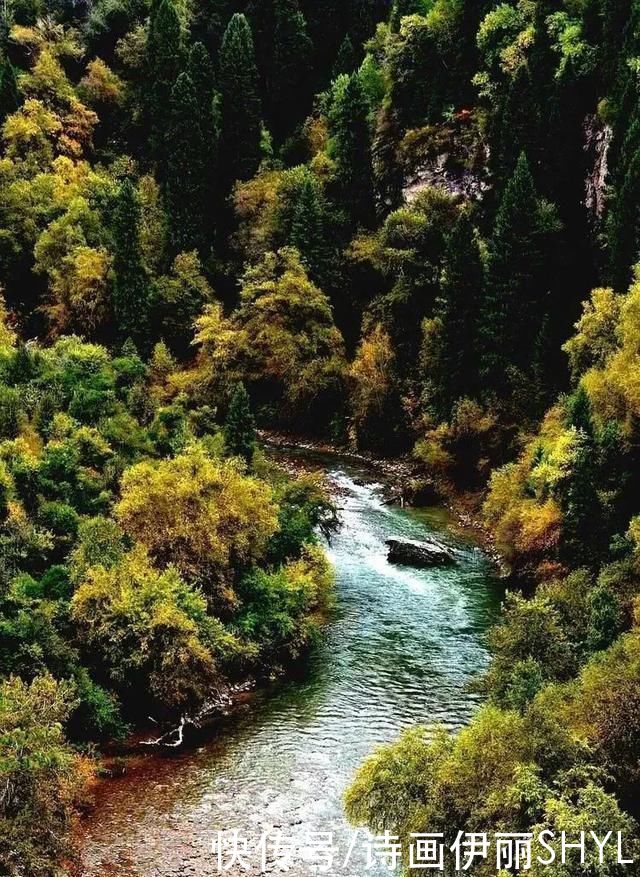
403, 156, 490, 203
386, 538, 456, 568
584, 113, 613, 221
399, 115, 491, 204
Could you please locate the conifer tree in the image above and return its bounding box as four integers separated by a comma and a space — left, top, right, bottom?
224, 383, 256, 466
111, 180, 150, 349
434, 213, 483, 416
333, 34, 357, 77
147, 0, 183, 167
478, 153, 551, 393
560, 432, 603, 568
186, 41, 219, 229
290, 175, 326, 281
191, 0, 234, 54
608, 148, 640, 290
0, 60, 19, 127
187, 41, 215, 125
219, 13, 262, 191
561, 389, 603, 566
492, 65, 540, 186
166, 72, 208, 256
271, 0, 313, 139
329, 72, 376, 227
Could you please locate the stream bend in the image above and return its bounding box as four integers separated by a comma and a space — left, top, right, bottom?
79, 459, 500, 876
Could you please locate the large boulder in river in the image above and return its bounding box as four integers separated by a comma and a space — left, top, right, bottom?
386, 538, 455, 568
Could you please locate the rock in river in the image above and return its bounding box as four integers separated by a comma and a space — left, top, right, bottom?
386, 538, 456, 568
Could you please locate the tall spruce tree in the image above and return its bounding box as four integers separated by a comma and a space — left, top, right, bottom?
186, 41, 219, 228
147, 0, 183, 167
219, 13, 262, 191
608, 148, 640, 290
434, 213, 483, 416
187, 41, 215, 123
271, 0, 313, 139
290, 175, 327, 282
560, 390, 604, 567
224, 383, 256, 466
111, 180, 151, 348
0, 60, 19, 127
478, 153, 550, 393
329, 72, 376, 227
166, 72, 208, 256
191, 0, 234, 54
333, 34, 357, 76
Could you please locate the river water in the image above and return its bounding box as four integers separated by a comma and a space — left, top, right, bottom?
79, 456, 501, 877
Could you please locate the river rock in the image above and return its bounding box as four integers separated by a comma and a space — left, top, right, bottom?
386, 538, 455, 568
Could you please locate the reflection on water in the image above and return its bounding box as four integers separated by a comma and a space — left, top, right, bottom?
79, 460, 501, 876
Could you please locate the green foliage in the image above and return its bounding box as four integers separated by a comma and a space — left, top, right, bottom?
72, 545, 226, 711
219, 14, 262, 189
0, 60, 20, 127
266, 475, 340, 564
328, 72, 376, 227
189, 248, 346, 431
234, 545, 333, 666
271, 0, 313, 139
166, 72, 209, 256
224, 383, 256, 466
479, 153, 560, 401
111, 179, 151, 349
0, 675, 85, 877
428, 212, 483, 417
147, 0, 184, 163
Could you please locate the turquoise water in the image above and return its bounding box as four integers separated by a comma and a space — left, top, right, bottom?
79, 457, 501, 876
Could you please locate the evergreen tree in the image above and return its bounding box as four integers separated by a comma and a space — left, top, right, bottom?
271, 0, 313, 139
219, 13, 262, 191
166, 72, 208, 256
333, 34, 357, 77
608, 148, 640, 290
0, 60, 19, 127
290, 175, 327, 281
560, 432, 604, 568
187, 41, 216, 124
478, 153, 552, 393
560, 387, 604, 567
329, 72, 376, 227
566, 385, 595, 439
434, 213, 483, 416
147, 0, 183, 167
111, 180, 150, 349
224, 383, 256, 466
492, 65, 540, 186
186, 41, 220, 229
191, 0, 234, 55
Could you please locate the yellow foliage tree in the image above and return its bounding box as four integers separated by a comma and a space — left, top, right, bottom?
115, 444, 279, 593
186, 248, 346, 424
72, 546, 232, 709
349, 323, 397, 443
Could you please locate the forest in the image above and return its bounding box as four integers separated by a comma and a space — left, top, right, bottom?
1, 0, 640, 874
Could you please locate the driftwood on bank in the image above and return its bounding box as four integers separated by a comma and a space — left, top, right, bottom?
141, 684, 252, 750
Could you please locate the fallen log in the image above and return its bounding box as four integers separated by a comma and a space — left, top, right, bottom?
141, 686, 240, 750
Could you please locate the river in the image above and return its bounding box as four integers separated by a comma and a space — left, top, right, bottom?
79, 453, 501, 876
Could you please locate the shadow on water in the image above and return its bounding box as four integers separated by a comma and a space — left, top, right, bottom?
79, 455, 503, 876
